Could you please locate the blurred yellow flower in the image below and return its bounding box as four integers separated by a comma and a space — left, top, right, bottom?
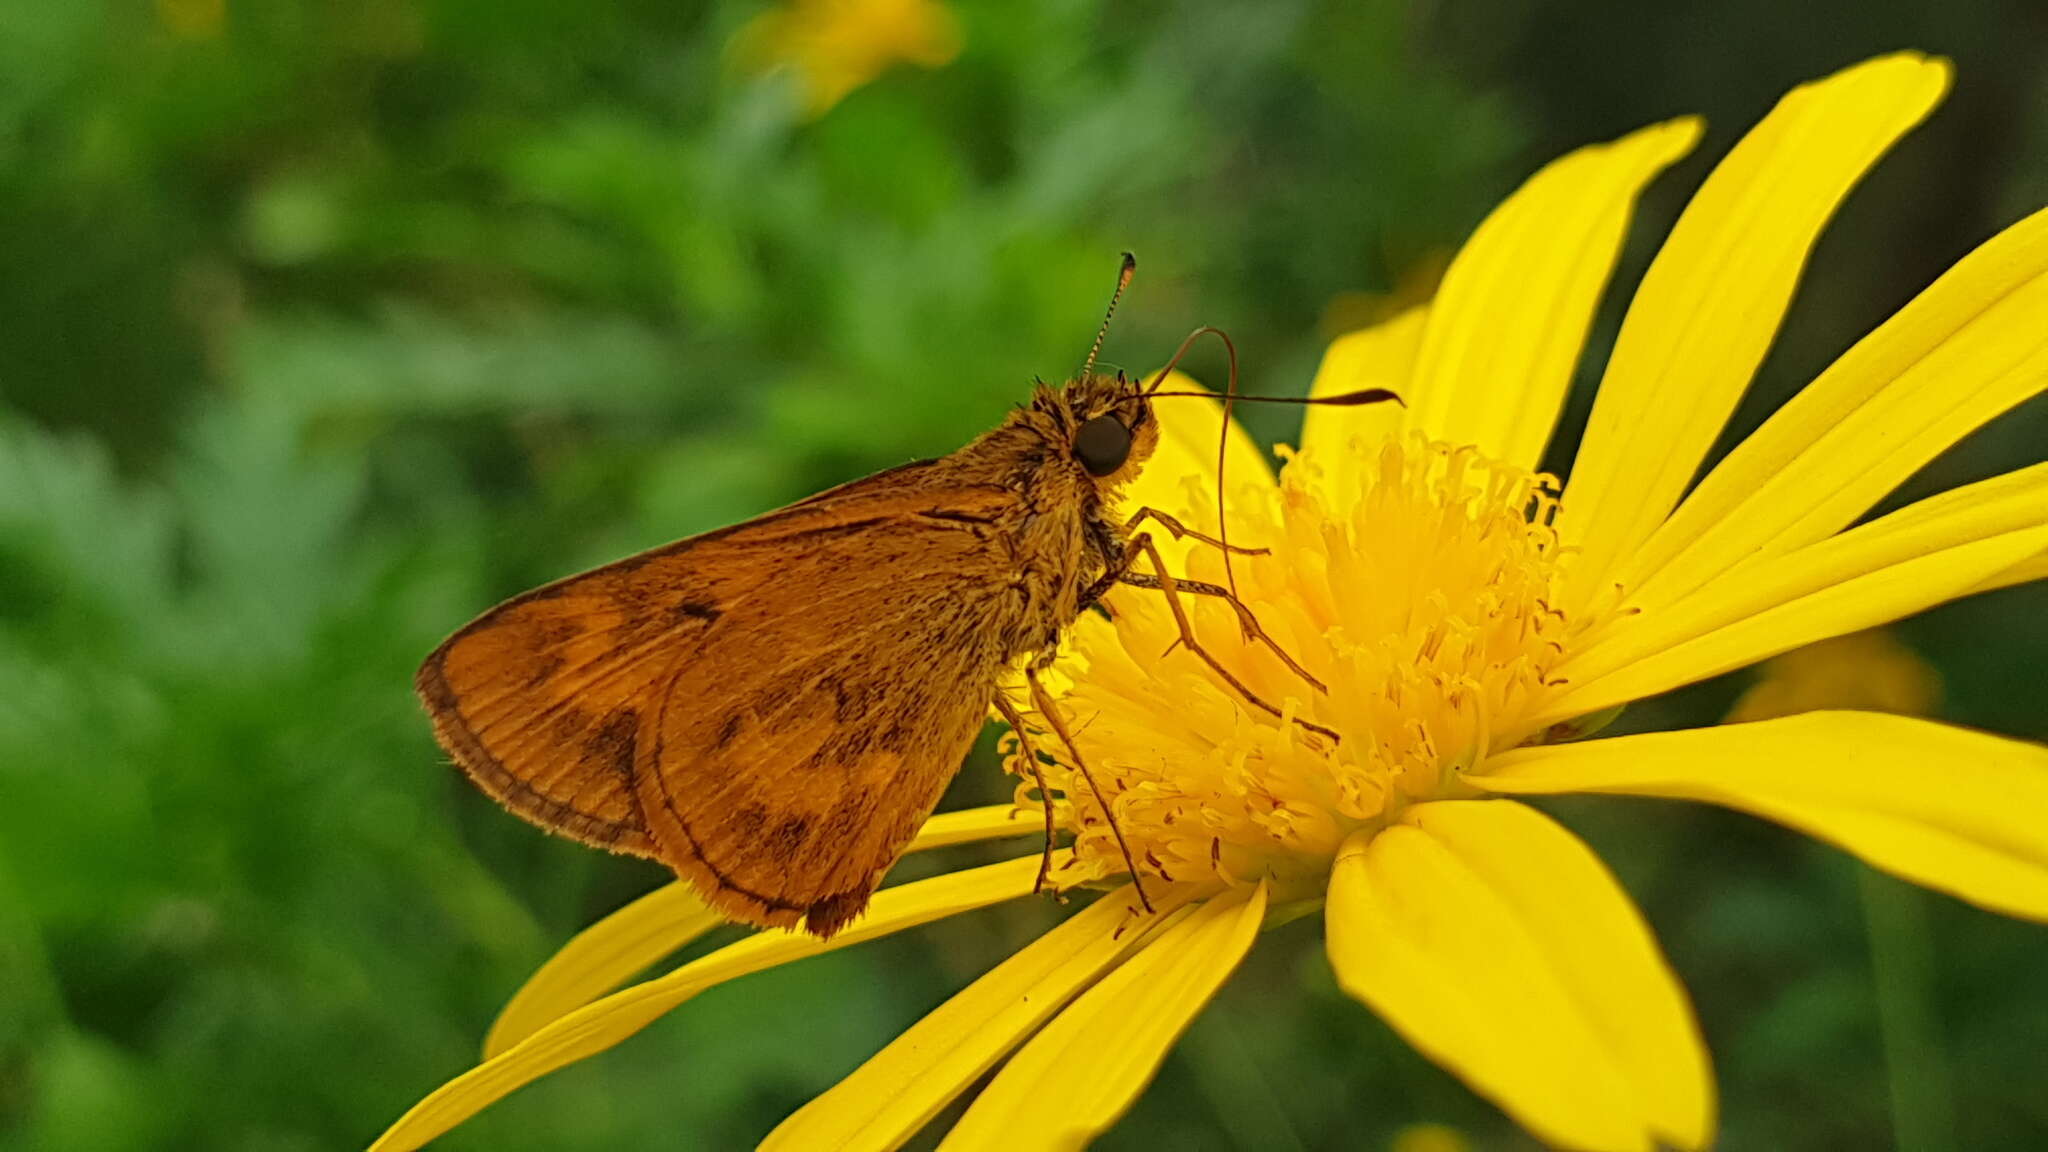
735, 0, 963, 116
1726, 629, 1941, 722
1319, 247, 1451, 341
1389, 1122, 1473, 1152
372, 53, 2048, 1152
156, 0, 226, 39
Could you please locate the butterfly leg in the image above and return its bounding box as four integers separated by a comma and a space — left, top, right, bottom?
1085, 507, 1321, 692
1122, 506, 1268, 556
1117, 569, 1327, 694
1086, 511, 1329, 695
990, 691, 1060, 895
1117, 532, 1341, 744
1123, 505, 1269, 646
1021, 666, 1156, 913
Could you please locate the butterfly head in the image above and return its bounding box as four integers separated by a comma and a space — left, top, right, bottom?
1055, 371, 1158, 486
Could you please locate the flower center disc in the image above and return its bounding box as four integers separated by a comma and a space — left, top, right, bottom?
1011, 435, 1573, 900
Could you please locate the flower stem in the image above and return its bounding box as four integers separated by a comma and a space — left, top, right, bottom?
1859, 867, 1956, 1152
1183, 999, 1307, 1152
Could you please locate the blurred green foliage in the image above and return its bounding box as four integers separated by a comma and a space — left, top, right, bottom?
3, 0, 2046, 1149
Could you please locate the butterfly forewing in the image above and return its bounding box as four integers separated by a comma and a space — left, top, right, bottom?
418, 476, 1022, 934
418, 585, 674, 857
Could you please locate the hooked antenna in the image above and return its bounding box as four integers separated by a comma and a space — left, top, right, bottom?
1080, 252, 1138, 380
1147, 387, 1406, 408
1139, 328, 1406, 604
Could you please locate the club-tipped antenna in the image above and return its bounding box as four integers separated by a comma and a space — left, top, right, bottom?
1080, 252, 1138, 380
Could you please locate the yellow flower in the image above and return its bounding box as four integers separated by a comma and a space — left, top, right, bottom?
1388, 1122, 1472, 1152
371, 53, 2048, 1152
1318, 247, 1451, 341
1725, 629, 1941, 722
734, 0, 963, 116
156, 0, 226, 39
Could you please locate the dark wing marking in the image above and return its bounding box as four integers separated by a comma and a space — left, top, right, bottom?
635, 516, 1022, 935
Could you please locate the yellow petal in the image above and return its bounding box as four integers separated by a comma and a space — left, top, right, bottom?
1620, 202, 2048, 610
1545, 463, 2048, 723
368, 855, 1042, 1152
907, 802, 1049, 850
1473, 713, 2048, 922
762, 885, 1180, 1151
1326, 803, 1711, 1152
1300, 305, 1429, 518
1973, 546, 2048, 596
940, 882, 1268, 1151
484, 885, 723, 1061
1407, 117, 1700, 470
1120, 370, 1278, 570
1559, 53, 1951, 607
485, 803, 1040, 1057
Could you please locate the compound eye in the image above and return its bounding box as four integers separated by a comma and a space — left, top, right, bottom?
1073, 413, 1133, 477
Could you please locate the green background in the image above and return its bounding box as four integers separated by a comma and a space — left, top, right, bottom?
3, 0, 2045, 1148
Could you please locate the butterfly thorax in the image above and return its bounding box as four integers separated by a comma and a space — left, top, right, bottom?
932, 374, 1159, 663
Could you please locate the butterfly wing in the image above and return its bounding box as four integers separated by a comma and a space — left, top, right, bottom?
417, 470, 1024, 935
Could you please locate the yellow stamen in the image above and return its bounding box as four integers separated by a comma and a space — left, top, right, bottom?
1007, 434, 1576, 901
